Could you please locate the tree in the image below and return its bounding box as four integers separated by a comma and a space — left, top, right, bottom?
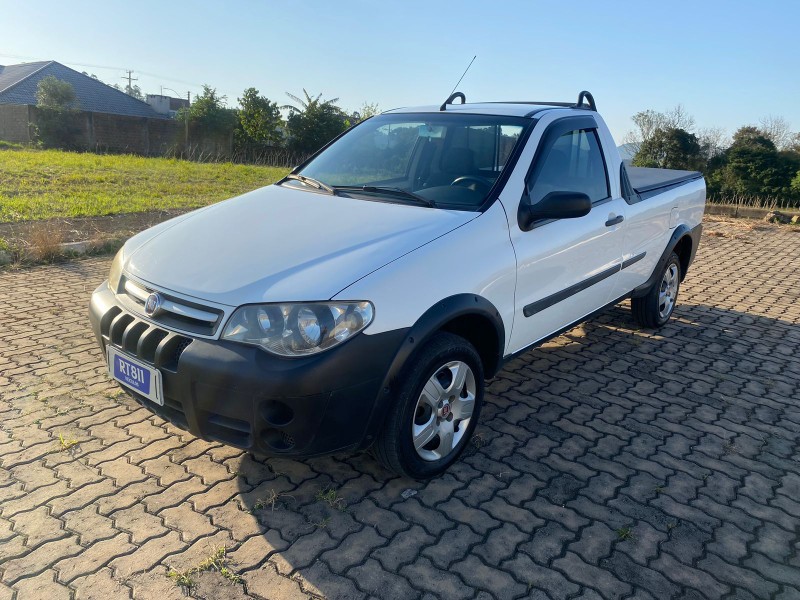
623, 105, 696, 156
759, 115, 796, 151
236, 87, 283, 148
789, 132, 800, 154
123, 84, 144, 101
697, 126, 728, 162
351, 101, 380, 123
732, 125, 773, 148
792, 170, 800, 197
632, 127, 703, 171
283, 89, 349, 154
178, 85, 237, 140
34, 76, 81, 148
713, 126, 797, 199
36, 75, 77, 109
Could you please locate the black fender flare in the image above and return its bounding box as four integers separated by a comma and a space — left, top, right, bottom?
357, 294, 505, 449
631, 223, 702, 298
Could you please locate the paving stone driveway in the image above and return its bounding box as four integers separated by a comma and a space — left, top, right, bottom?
1, 217, 800, 600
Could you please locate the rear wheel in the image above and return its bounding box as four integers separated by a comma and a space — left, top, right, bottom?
374, 332, 484, 479
631, 252, 681, 328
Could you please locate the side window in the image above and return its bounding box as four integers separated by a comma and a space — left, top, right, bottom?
528, 128, 609, 205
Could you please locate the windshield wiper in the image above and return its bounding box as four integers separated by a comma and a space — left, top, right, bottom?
333, 185, 436, 208
283, 173, 334, 194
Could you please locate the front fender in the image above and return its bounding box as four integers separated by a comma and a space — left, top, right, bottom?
357, 293, 504, 450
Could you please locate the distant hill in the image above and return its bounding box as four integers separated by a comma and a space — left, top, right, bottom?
617, 143, 637, 161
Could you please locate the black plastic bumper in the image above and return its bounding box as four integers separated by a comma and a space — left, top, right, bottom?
89, 283, 408, 457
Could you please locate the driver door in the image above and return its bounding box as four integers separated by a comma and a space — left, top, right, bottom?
505, 116, 626, 354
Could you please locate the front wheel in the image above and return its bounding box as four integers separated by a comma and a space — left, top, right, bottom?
631, 252, 681, 328
374, 332, 484, 479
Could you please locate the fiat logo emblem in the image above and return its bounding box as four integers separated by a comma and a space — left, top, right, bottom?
144, 292, 163, 317
441, 403, 451, 417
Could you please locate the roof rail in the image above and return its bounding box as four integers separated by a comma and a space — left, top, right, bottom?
481, 90, 597, 112
440, 92, 466, 111
436, 90, 596, 112
575, 91, 596, 111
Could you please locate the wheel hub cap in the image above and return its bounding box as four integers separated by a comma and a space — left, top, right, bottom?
412, 360, 476, 462
658, 263, 679, 319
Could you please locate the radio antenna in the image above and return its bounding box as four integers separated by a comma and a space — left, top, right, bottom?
449, 55, 476, 96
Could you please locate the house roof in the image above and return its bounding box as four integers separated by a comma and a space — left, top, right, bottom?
0, 61, 168, 119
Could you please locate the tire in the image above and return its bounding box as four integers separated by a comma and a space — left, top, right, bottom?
631, 252, 681, 329
374, 332, 485, 479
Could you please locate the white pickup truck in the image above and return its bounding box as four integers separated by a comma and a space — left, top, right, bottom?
90, 91, 705, 478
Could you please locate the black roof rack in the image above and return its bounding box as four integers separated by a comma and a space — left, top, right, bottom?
437, 90, 596, 113
481, 91, 598, 112
575, 91, 596, 111
440, 92, 466, 111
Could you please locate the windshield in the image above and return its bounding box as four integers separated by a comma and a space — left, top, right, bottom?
288, 113, 530, 210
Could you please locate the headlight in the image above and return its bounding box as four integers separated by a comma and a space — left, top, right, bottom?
108, 248, 124, 292
221, 301, 374, 357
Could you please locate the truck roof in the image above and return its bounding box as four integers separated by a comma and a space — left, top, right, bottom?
383, 91, 598, 119
383, 103, 563, 118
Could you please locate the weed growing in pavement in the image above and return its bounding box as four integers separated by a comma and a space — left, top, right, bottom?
196, 547, 228, 572
616, 527, 634, 541
251, 489, 294, 512
316, 486, 347, 511
308, 516, 331, 529
58, 433, 78, 451
167, 546, 242, 590
220, 567, 242, 584
167, 569, 193, 588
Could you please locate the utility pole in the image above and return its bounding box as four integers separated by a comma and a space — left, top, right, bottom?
185, 91, 190, 151
121, 70, 138, 93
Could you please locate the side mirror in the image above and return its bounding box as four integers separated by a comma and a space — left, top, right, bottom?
518, 191, 592, 230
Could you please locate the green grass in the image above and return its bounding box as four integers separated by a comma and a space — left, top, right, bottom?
0, 146, 289, 222
616, 527, 634, 541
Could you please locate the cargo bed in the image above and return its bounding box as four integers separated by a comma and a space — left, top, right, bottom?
627, 166, 703, 199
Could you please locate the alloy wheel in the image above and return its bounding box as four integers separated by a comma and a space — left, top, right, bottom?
411, 360, 476, 461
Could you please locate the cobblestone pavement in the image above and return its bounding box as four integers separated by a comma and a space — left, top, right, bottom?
1, 217, 800, 600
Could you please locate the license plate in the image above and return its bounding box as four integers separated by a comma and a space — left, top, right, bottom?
107, 346, 164, 406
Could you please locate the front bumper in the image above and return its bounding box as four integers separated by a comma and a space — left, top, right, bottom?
89, 282, 406, 457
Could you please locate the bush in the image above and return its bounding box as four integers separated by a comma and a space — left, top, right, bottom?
33, 76, 82, 149
34, 107, 83, 149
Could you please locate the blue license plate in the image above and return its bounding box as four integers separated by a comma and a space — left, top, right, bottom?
107, 346, 163, 405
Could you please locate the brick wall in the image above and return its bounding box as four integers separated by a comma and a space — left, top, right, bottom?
0, 105, 231, 157
0, 105, 33, 143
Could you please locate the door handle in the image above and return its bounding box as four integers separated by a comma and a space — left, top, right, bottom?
605, 215, 624, 227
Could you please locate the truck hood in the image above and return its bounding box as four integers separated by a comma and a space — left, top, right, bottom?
123, 184, 475, 306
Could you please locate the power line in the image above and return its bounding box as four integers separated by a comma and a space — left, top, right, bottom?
0, 53, 203, 90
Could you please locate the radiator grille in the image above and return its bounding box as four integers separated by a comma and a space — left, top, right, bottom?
101, 306, 192, 371
118, 276, 223, 337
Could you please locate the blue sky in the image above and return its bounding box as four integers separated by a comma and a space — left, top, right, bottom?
1, 0, 798, 143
